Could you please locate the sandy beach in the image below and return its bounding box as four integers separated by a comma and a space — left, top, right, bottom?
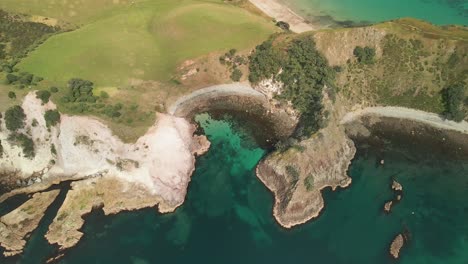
249, 0, 316, 33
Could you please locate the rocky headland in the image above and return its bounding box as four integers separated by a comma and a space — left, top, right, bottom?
0, 190, 59, 256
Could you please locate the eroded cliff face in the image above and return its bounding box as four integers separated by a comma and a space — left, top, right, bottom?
0, 92, 210, 251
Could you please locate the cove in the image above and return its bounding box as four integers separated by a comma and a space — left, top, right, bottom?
1, 112, 468, 263
281, 0, 468, 26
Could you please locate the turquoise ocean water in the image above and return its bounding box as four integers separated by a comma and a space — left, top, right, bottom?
2, 112, 467, 264
280, 0, 468, 26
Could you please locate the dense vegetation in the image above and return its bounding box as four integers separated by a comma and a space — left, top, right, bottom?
5, 105, 26, 131
353, 46, 376, 64
0, 9, 58, 59
249, 35, 336, 136
441, 83, 467, 122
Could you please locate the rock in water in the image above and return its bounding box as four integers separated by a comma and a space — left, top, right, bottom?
392, 180, 403, 191
389, 234, 405, 259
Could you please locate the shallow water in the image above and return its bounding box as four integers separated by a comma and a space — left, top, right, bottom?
281, 0, 468, 26
1, 112, 468, 263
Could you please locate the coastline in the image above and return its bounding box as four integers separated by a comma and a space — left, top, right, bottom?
259, 105, 468, 229
341, 106, 468, 135
248, 0, 316, 33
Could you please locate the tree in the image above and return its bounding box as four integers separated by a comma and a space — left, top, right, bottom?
230, 68, 243, 82
353, 46, 376, 64
5, 105, 26, 131
8, 91, 16, 99
44, 109, 61, 127
36, 90, 51, 104
441, 83, 466, 122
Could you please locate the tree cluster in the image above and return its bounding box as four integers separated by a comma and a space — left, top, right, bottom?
249, 36, 336, 136
441, 83, 466, 122
0, 9, 58, 59
353, 46, 376, 64
61, 78, 97, 103
4, 71, 42, 87
44, 109, 61, 127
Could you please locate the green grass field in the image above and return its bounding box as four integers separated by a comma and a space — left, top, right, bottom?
6, 0, 276, 88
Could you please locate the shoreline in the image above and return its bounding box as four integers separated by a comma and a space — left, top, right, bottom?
248, 0, 316, 33
341, 106, 468, 135
261, 106, 468, 229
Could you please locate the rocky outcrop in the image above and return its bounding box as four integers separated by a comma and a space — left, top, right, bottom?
256, 124, 355, 228
0, 190, 60, 256
389, 233, 405, 259
392, 180, 403, 192
45, 177, 170, 250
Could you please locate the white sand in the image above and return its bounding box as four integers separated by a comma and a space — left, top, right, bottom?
249, 0, 315, 33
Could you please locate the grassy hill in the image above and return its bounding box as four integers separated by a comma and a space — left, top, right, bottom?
0, 0, 276, 142
312, 18, 468, 114
9, 0, 276, 87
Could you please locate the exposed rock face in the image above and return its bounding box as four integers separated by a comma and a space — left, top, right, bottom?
390, 234, 405, 259
45, 177, 168, 250
0, 190, 60, 256
0, 92, 210, 212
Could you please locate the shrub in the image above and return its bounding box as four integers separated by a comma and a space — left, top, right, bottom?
36, 90, 51, 104
353, 46, 376, 64
276, 21, 290, 31
304, 175, 314, 191
285, 165, 300, 184
8, 91, 16, 99
8, 133, 35, 158
50, 86, 59, 93
230, 68, 243, 82
100, 91, 109, 99
44, 110, 61, 127
5, 105, 26, 131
